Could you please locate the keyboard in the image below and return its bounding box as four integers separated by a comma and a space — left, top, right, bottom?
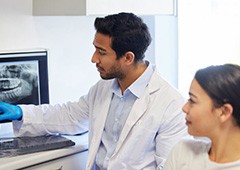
0, 135, 75, 158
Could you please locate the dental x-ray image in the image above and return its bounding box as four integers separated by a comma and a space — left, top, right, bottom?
0, 61, 40, 105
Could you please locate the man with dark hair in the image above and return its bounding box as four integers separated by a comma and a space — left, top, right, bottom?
0, 12, 187, 169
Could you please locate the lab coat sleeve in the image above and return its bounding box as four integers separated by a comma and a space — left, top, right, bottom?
155, 100, 187, 169
12, 95, 90, 137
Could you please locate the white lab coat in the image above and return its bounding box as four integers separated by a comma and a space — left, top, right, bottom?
13, 67, 187, 170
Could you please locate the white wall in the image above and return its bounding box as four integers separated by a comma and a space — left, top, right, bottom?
155, 16, 178, 87
0, 0, 177, 105
178, 0, 240, 98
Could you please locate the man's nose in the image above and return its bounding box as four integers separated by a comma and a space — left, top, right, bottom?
91, 52, 99, 63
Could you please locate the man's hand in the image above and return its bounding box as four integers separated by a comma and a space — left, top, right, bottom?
0, 102, 22, 122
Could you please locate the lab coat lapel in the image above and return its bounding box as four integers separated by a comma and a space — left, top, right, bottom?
113, 88, 150, 154
87, 90, 112, 170
112, 69, 161, 155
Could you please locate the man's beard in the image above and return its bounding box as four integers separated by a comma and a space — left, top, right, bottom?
100, 65, 125, 80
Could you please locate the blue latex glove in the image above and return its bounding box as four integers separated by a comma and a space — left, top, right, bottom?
0, 102, 22, 122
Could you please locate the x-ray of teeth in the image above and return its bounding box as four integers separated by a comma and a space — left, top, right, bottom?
0, 64, 40, 104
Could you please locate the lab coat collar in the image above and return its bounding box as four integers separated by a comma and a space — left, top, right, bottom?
111, 60, 154, 99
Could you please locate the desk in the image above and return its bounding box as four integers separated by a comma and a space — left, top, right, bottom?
0, 133, 88, 170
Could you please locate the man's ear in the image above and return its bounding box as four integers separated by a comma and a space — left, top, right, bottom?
124, 51, 135, 65
219, 103, 233, 123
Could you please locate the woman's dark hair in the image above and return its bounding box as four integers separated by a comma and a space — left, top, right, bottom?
195, 64, 240, 126
94, 12, 152, 62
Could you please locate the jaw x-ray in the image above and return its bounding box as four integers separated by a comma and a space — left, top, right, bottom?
0, 62, 40, 105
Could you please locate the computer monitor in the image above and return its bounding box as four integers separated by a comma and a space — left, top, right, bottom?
0, 49, 49, 123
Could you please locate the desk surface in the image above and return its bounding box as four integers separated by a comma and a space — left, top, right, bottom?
0, 133, 88, 170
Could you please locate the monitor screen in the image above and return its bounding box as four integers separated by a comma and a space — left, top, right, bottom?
0, 49, 49, 123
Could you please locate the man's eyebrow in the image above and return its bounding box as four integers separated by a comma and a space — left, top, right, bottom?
93, 44, 107, 51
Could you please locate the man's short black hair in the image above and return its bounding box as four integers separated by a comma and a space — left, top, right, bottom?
94, 12, 152, 62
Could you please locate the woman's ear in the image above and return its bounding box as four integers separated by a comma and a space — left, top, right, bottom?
219, 103, 233, 123
124, 51, 135, 65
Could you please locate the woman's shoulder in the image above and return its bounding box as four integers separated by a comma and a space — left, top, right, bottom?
175, 136, 211, 153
